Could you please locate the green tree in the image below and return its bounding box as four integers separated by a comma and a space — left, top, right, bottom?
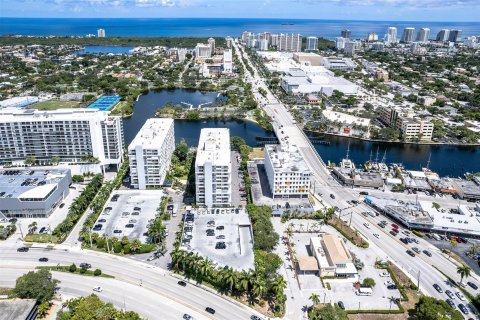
174, 138, 189, 162
413, 296, 463, 320
37, 301, 51, 318
130, 239, 142, 253
457, 265, 471, 283
94, 269, 102, 276
24, 156, 36, 165
13, 269, 59, 304
51, 156, 61, 164
72, 175, 85, 183
69, 263, 77, 273
230, 136, 247, 152
362, 277, 376, 288
312, 304, 348, 320
432, 202, 441, 210
28, 221, 37, 234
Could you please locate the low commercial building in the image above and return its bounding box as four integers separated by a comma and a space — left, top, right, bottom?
0, 168, 71, 219
0, 96, 39, 108
0, 299, 38, 320
321, 110, 370, 137
264, 144, 311, 198
128, 119, 175, 190
195, 128, 232, 207
322, 57, 356, 71
292, 53, 323, 66
309, 235, 358, 278
332, 167, 383, 189
451, 179, 480, 200
378, 106, 434, 141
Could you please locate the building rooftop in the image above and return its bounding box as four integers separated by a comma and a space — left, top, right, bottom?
265, 144, 310, 174
322, 234, 352, 265
452, 179, 480, 197
196, 128, 231, 166
323, 110, 370, 127
0, 107, 111, 122
0, 299, 37, 320
128, 118, 174, 150
0, 168, 70, 200
297, 256, 319, 271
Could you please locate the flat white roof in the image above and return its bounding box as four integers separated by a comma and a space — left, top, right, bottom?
196, 128, 231, 166
323, 110, 370, 126
18, 184, 56, 199
265, 144, 310, 174
129, 118, 174, 150
0, 108, 110, 122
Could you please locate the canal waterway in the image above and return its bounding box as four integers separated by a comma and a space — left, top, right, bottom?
122, 89, 271, 145
122, 89, 480, 177
73, 45, 135, 54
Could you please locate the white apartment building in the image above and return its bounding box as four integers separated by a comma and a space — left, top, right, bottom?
416, 28, 430, 43
97, 29, 105, 38
379, 106, 434, 141
264, 144, 311, 198
225, 36, 234, 48
306, 36, 318, 51
128, 119, 175, 190
208, 37, 216, 55
195, 128, 231, 207
279, 33, 302, 52
0, 108, 124, 168
195, 43, 211, 59
223, 49, 233, 74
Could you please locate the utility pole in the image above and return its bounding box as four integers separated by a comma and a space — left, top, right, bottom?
417, 270, 421, 292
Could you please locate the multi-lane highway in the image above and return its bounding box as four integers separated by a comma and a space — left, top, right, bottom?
0, 244, 263, 320
234, 42, 479, 318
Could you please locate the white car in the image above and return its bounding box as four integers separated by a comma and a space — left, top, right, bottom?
456, 291, 466, 301
379, 271, 389, 277
373, 233, 380, 239
384, 280, 394, 286
93, 286, 103, 292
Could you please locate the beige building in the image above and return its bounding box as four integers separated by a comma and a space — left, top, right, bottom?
293, 53, 323, 66
375, 69, 389, 81
378, 106, 433, 141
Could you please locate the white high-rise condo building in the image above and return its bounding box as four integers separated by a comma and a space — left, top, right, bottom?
270, 34, 279, 47
449, 30, 463, 42
401, 27, 415, 43
416, 28, 430, 43
225, 36, 234, 48
278, 33, 302, 52
335, 37, 346, 50
344, 40, 357, 55
341, 29, 351, 39
241, 31, 252, 43
195, 43, 211, 59
97, 28, 105, 38
258, 39, 269, 51
386, 27, 397, 44
223, 49, 233, 73
436, 29, 450, 42
264, 144, 311, 198
195, 128, 231, 207
208, 37, 216, 55
306, 36, 318, 51
128, 119, 175, 190
290, 33, 302, 52
0, 108, 124, 168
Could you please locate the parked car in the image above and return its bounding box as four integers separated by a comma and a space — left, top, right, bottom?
205, 307, 216, 314
359, 191, 368, 195
337, 301, 345, 310
80, 263, 92, 269
216, 235, 225, 240
423, 250, 432, 257
39, 227, 46, 234
412, 247, 420, 254
125, 224, 134, 228
330, 194, 335, 199
177, 281, 187, 287
406, 250, 416, 257
98, 219, 106, 223
216, 226, 225, 230
93, 286, 102, 292
387, 284, 398, 290
133, 207, 141, 211
458, 303, 469, 315
215, 242, 226, 249
17, 247, 29, 252
183, 314, 193, 320
446, 290, 455, 299
467, 282, 478, 290
456, 291, 466, 301
446, 299, 456, 309
113, 230, 122, 234
250, 316, 262, 320
433, 284, 443, 293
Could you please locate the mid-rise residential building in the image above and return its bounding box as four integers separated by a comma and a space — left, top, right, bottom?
306, 36, 318, 51
223, 49, 233, 73
366, 32, 378, 42
436, 29, 450, 42
416, 28, 430, 43
128, 119, 175, 190
195, 128, 231, 207
279, 33, 302, 52
270, 34, 279, 47
195, 43, 211, 59
257, 39, 269, 51
241, 31, 252, 43
341, 29, 351, 39
449, 29, 463, 42
0, 108, 124, 168
208, 37, 216, 55
344, 40, 357, 55
401, 27, 415, 43
378, 106, 434, 141
264, 144, 311, 198
335, 37, 346, 50
225, 36, 234, 48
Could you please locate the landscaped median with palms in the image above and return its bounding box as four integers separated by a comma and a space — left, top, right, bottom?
170, 204, 287, 317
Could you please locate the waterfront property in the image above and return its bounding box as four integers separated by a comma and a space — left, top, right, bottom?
195, 128, 232, 207
0, 168, 71, 219
0, 108, 124, 169
378, 106, 434, 141
128, 119, 175, 189
264, 144, 311, 198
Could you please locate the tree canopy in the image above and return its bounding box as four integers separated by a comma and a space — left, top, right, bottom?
13, 269, 59, 304
414, 296, 463, 320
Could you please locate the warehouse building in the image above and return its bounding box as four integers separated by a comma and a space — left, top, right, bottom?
0, 168, 71, 218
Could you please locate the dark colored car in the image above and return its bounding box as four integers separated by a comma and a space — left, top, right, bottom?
216, 226, 224, 230
113, 229, 122, 234
80, 263, 92, 268
125, 224, 134, 228
133, 207, 141, 211
17, 247, 29, 252
98, 219, 106, 223
423, 250, 432, 257
215, 242, 226, 249
250, 316, 262, 320
205, 307, 215, 314
177, 281, 187, 287
400, 238, 409, 244
330, 194, 335, 199
59, 203, 65, 208
39, 257, 48, 262
337, 301, 345, 310
359, 191, 369, 195
39, 227, 46, 234
433, 283, 443, 293
458, 303, 469, 315
387, 284, 398, 290
446, 299, 456, 309
406, 250, 416, 257
467, 282, 478, 290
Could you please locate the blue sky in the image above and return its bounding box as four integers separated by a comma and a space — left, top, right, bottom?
1, 0, 479, 21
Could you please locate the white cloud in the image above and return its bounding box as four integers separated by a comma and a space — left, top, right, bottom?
135, 0, 175, 7
303, 0, 480, 7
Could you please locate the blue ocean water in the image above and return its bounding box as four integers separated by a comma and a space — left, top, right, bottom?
1, 18, 479, 39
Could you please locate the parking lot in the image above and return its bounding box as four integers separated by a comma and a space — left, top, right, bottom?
184, 209, 255, 271
92, 190, 164, 243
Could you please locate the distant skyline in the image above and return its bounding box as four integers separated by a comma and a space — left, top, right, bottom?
1, 0, 479, 22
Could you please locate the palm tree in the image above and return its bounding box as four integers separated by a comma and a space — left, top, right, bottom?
457, 265, 471, 284
252, 278, 267, 299
470, 243, 480, 255
28, 222, 37, 234
120, 236, 129, 246
130, 239, 142, 253
199, 259, 212, 279
221, 268, 237, 293
271, 276, 287, 296
309, 293, 320, 306
237, 270, 251, 293
170, 249, 185, 271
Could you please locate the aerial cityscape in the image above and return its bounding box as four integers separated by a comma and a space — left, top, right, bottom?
1, 1, 480, 320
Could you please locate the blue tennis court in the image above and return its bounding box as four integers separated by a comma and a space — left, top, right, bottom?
87, 95, 120, 111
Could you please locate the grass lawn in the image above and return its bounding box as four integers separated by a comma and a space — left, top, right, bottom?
36, 266, 114, 278
110, 101, 132, 116
249, 147, 264, 160
28, 100, 81, 110
24, 234, 59, 243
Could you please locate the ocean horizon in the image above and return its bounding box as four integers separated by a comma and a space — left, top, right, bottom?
1, 18, 480, 39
